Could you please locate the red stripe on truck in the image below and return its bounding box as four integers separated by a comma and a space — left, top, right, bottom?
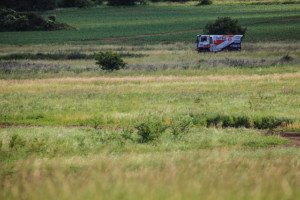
214, 40, 226, 45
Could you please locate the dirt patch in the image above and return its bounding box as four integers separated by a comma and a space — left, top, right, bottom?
269, 130, 300, 147
278, 17, 300, 22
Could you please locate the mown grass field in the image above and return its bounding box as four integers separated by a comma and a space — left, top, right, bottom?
1, 1, 300, 199
0, 3, 300, 44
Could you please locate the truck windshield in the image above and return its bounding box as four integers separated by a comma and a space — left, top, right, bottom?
201, 36, 207, 42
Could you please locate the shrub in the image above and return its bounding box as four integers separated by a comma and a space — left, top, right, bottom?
189, 113, 207, 127
107, 0, 139, 6
281, 54, 293, 62
9, 134, 26, 151
170, 115, 192, 138
0, 8, 75, 31
189, 113, 292, 130
139, 0, 149, 5
92, 0, 104, 5
0, 0, 56, 11
89, 116, 103, 129
120, 127, 134, 141
204, 17, 247, 36
135, 116, 167, 143
198, 0, 212, 5
95, 50, 127, 71
222, 115, 234, 128
75, 0, 94, 8
48, 16, 56, 21
235, 116, 253, 128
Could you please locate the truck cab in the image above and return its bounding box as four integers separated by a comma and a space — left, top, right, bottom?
196, 35, 211, 52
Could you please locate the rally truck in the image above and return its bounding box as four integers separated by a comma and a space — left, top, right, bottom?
196, 35, 243, 52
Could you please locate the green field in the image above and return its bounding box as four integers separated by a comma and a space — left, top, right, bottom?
1, 2, 300, 200
0, 3, 300, 44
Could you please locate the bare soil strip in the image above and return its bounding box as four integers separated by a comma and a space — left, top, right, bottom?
270, 130, 300, 147
278, 17, 300, 22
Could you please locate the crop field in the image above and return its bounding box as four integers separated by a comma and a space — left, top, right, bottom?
1, 1, 300, 200
0, 3, 300, 44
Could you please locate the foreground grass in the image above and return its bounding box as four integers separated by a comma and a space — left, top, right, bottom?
0, 126, 298, 200
0, 127, 297, 200
2, 149, 300, 200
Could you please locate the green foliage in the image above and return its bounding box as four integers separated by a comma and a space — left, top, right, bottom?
58, 0, 102, 7
135, 116, 167, 143
89, 116, 103, 129
197, 0, 213, 6
75, 0, 94, 8
95, 51, 127, 71
281, 54, 293, 62
120, 127, 134, 141
170, 115, 192, 139
107, 0, 139, 6
0, 8, 74, 31
139, 0, 149, 5
9, 134, 26, 150
190, 113, 292, 130
0, 0, 56, 11
204, 16, 247, 35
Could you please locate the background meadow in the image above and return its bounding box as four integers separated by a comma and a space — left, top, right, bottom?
1, 1, 300, 199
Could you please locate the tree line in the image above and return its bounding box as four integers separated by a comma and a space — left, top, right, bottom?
0, 0, 196, 11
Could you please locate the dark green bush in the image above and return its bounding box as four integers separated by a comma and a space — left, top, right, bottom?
95, 51, 127, 71
107, 0, 139, 6
75, 0, 94, 8
58, 0, 102, 7
0, 8, 75, 31
139, 0, 149, 5
0, 0, 56, 11
281, 54, 293, 62
204, 16, 247, 36
197, 0, 213, 5
222, 115, 234, 128
190, 113, 292, 130
235, 116, 253, 128
135, 117, 167, 143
